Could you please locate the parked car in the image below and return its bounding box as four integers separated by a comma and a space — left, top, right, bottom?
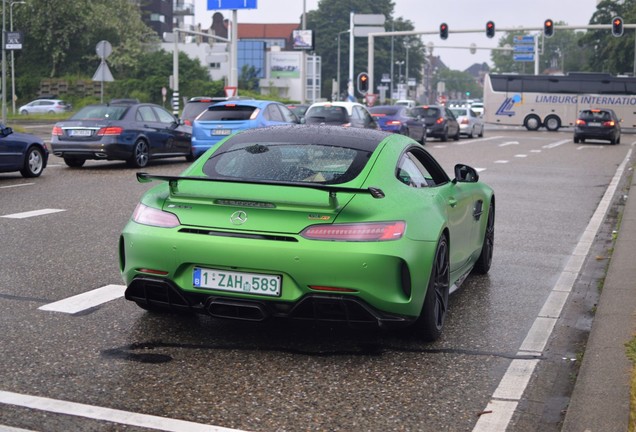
368, 105, 426, 144
191, 100, 299, 158
304, 101, 379, 130
18, 98, 71, 115
51, 101, 192, 168
181, 96, 252, 126
120, 125, 495, 341
0, 124, 48, 177
574, 108, 621, 144
411, 105, 460, 141
449, 106, 485, 138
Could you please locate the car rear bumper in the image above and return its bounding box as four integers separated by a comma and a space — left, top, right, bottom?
51, 140, 133, 161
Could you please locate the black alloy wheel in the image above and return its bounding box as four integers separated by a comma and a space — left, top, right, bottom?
128, 139, 150, 168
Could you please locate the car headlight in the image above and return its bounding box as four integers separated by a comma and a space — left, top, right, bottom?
132, 203, 180, 228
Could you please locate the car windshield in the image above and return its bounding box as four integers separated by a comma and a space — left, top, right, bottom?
449, 109, 465, 117
72, 105, 128, 121
197, 105, 257, 121
202, 141, 370, 184
579, 110, 612, 121
412, 107, 440, 118
304, 106, 348, 124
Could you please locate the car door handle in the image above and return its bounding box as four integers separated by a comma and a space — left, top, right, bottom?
448, 197, 458, 207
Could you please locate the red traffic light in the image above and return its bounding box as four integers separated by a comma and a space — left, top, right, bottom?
612, 16, 624, 37
440, 22, 448, 40
486, 21, 495, 38
544, 19, 554, 38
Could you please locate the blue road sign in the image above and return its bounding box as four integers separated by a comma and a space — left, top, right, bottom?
513, 35, 535, 44
207, 0, 257, 10
513, 53, 535, 62
513, 45, 535, 53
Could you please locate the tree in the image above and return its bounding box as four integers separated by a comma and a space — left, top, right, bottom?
579, 0, 636, 74
305, 0, 424, 99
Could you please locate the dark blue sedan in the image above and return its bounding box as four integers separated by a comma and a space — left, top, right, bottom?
369, 105, 426, 144
0, 124, 48, 177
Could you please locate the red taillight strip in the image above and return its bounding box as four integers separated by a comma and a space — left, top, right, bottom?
97, 126, 124, 136
301, 221, 406, 241
137, 268, 169, 275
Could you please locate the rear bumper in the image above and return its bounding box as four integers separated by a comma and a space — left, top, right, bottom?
125, 276, 413, 328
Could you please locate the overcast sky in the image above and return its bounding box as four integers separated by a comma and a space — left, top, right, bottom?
194, 0, 600, 71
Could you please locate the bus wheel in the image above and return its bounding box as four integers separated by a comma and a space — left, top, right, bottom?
524, 115, 541, 131
544, 115, 561, 131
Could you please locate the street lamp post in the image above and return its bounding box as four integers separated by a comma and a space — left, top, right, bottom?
395, 61, 404, 100
10, 1, 25, 114
2, 0, 7, 124
337, 30, 349, 101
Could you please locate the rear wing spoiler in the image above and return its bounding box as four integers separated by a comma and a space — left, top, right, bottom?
136, 172, 385, 199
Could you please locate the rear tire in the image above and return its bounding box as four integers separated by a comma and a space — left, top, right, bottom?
127, 139, 150, 168
412, 235, 450, 342
473, 201, 495, 275
544, 115, 561, 131
524, 115, 541, 131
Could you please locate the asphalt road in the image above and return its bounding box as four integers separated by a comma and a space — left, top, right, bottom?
0, 126, 632, 432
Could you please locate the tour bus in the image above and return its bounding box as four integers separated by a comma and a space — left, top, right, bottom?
483, 72, 636, 131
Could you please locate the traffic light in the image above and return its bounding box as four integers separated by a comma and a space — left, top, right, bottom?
544, 19, 554, 38
357, 72, 369, 95
612, 16, 624, 37
440, 23, 448, 40
486, 21, 495, 38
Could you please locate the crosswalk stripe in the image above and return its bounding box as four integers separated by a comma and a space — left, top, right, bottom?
39, 285, 126, 314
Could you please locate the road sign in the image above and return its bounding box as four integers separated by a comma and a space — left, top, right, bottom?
92, 62, 114, 82
353, 14, 385, 26
224, 86, 237, 97
513, 35, 535, 44
365, 93, 378, 107
96, 40, 112, 59
353, 26, 385, 37
513, 45, 535, 53
5, 32, 22, 50
513, 53, 535, 62
207, 0, 257, 9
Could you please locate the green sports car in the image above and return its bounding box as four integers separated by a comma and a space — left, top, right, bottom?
119, 125, 494, 341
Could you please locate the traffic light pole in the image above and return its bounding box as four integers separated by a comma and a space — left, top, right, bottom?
366, 24, 636, 93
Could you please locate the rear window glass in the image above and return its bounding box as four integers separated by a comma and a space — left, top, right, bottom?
202, 141, 370, 184
198, 105, 258, 121
579, 110, 612, 121
412, 107, 440, 118
304, 106, 348, 124
72, 105, 127, 121
182, 101, 214, 120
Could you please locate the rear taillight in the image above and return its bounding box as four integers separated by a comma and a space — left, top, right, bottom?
249, 108, 261, 120
132, 203, 180, 228
603, 120, 616, 127
460, 118, 469, 125
97, 126, 124, 136
435, 117, 444, 125
184, 120, 192, 126
575, 119, 586, 126
387, 120, 402, 126
52, 126, 63, 136
300, 221, 406, 241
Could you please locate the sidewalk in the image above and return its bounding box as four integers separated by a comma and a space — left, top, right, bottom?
561, 163, 636, 431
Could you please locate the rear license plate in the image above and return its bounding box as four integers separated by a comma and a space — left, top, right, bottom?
193, 267, 281, 297
212, 129, 231, 136
69, 129, 93, 136
588, 122, 601, 127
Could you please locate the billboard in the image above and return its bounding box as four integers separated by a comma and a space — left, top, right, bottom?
292, 30, 314, 50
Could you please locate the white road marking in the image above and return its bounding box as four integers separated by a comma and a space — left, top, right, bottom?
472, 148, 632, 432
39, 285, 126, 314
577, 145, 605, 150
494, 160, 509, 164
0, 390, 243, 432
530, 149, 542, 153
475, 168, 487, 172
542, 139, 571, 149
498, 141, 519, 147
514, 154, 527, 158
1, 209, 66, 219
0, 183, 34, 189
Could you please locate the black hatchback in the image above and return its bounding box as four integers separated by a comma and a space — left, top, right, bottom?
411, 105, 460, 141
51, 102, 192, 168
574, 108, 621, 144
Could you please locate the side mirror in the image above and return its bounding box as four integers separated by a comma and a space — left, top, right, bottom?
2, 126, 13, 136
453, 164, 479, 183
